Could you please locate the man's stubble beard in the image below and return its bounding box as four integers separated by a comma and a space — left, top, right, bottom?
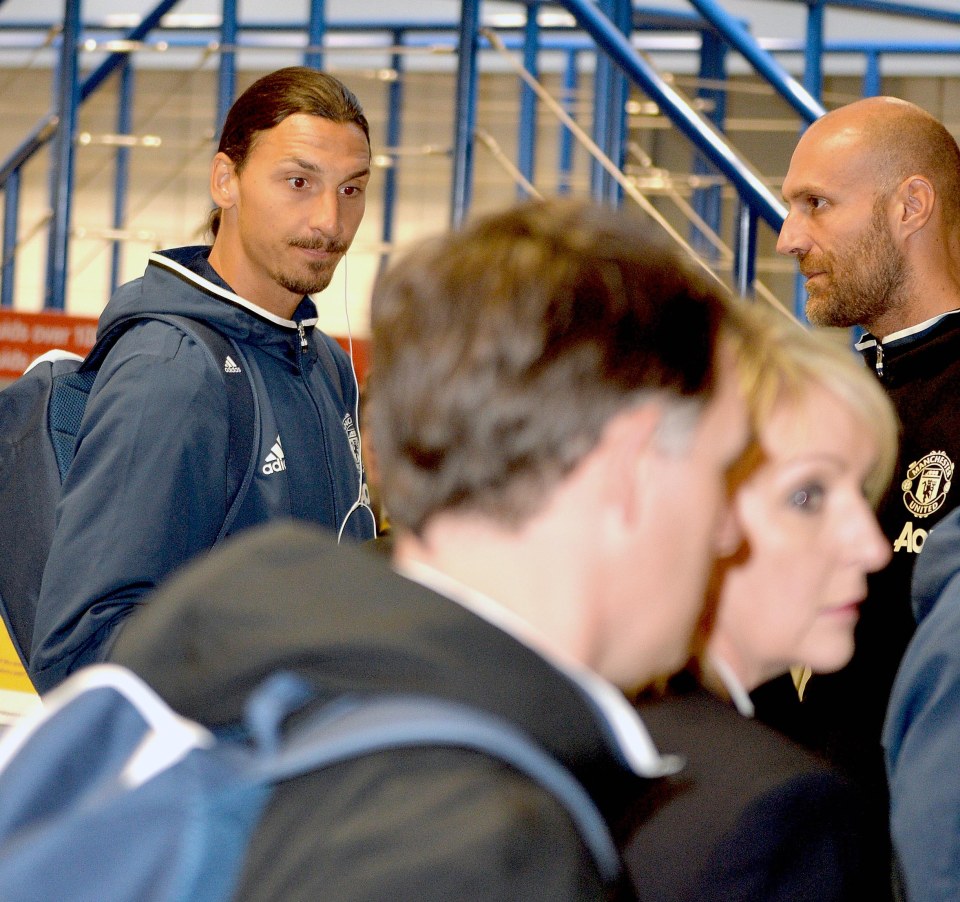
273, 244, 346, 297
273, 260, 339, 298
804, 207, 909, 332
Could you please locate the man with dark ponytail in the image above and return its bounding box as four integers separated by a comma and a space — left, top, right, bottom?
31, 68, 376, 693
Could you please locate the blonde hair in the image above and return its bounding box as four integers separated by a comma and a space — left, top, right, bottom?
727, 301, 899, 505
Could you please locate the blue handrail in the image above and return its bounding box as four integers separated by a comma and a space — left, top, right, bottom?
785, 0, 960, 26
557, 0, 788, 231
685, 0, 826, 124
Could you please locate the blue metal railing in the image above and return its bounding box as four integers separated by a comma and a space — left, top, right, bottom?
558, 0, 789, 231
684, 0, 825, 124
0, 0, 184, 308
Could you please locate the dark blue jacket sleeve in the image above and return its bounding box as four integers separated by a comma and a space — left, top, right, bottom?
30, 321, 230, 692
885, 572, 960, 902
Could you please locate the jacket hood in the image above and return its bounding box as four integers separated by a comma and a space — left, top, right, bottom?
912, 507, 960, 624
98, 246, 320, 350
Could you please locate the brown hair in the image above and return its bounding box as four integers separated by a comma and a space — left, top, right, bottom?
368, 197, 734, 535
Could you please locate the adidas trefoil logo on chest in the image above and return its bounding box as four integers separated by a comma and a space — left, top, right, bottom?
262, 436, 287, 475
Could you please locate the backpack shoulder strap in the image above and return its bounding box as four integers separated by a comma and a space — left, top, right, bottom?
0, 663, 211, 780
159, 315, 258, 542
75, 314, 259, 543
312, 331, 347, 407
245, 674, 621, 885
46, 322, 133, 481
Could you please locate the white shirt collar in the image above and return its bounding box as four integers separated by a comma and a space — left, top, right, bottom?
709, 654, 755, 718
856, 308, 960, 350
394, 558, 682, 778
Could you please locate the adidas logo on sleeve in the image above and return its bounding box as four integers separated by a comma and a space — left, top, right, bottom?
224, 356, 242, 374
262, 436, 286, 475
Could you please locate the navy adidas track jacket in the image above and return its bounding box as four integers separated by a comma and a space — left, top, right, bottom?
30, 247, 374, 693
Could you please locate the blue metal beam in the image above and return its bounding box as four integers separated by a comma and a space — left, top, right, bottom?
379, 32, 404, 277
1, 170, 20, 308
590, 0, 616, 199
0, 0, 182, 194
691, 31, 726, 262
557, 0, 787, 231
78, 0, 182, 102
5, 19, 960, 60
603, 0, 632, 205
216, 0, 237, 136
803, 0, 826, 101
2, 4, 960, 37
517, 2, 540, 199
0, 115, 57, 191
451, 0, 481, 228
557, 49, 579, 195
684, 0, 825, 124
734, 202, 758, 299
782, 0, 960, 26
863, 52, 883, 95
45, 0, 81, 310
305, 0, 325, 70
110, 60, 134, 296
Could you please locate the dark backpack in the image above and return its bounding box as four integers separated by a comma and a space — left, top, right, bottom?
0, 314, 257, 668
0, 664, 620, 901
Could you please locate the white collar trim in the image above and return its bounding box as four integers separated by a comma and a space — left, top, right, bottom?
710, 654, 755, 718
149, 252, 319, 329
394, 558, 682, 778
856, 308, 960, 350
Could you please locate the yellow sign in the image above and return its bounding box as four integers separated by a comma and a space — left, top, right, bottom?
0, 619, 39, 724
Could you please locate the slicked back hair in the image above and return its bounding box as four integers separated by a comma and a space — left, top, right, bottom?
207, 66, 369, 238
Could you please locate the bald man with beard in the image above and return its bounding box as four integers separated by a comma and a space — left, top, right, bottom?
776, 96, 960, 896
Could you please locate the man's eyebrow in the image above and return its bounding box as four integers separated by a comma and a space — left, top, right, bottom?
781, 182, 820, 202
280, 156, 371, 181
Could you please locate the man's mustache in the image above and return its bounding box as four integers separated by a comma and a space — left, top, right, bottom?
288, 237, 347, 254
797, 254, 825, 277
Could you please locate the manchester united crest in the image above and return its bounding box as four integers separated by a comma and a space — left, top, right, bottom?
902, 451, 955, 519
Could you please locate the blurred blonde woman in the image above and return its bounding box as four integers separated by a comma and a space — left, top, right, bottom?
624, 302, 899, 901
701, 304, 898, 711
